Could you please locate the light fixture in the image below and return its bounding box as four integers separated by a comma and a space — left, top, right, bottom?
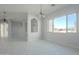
2, 11, 8, 23
40, 5, 45, 18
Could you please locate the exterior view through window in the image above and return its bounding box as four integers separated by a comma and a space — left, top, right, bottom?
54, 16, 66, 33
49, 13, 77, 33
68, 13, 77, 33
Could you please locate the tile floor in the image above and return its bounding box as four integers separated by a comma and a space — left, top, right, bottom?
0, 39, 79, 55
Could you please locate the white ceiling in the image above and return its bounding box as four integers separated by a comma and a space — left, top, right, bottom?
0, 4, 68, 15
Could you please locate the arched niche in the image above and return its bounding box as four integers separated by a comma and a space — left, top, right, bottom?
31, 18, 38, 32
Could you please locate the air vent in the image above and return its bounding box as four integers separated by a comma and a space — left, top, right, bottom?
51, 4, 55, 6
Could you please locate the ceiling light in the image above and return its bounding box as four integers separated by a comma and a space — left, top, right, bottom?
40, 5, 45, 18
2, 11, 8, 23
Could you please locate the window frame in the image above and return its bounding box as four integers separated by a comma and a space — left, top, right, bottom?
53, 15, 67, 33
48, 19, 53, 32
66, 12, 78, 33
48, 12, 78, 33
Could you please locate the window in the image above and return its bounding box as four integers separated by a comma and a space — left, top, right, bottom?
0, 23, 8, 38
54, 16, 66, 33
48, 20, 53, 32
67, 13, 77, 33
48, 13, 77, 33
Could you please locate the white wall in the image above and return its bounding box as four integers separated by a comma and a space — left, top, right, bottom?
0, 11, 41, 42
2, 12, 28, 41
43, 5, 79, 49
0, 11, 41, 54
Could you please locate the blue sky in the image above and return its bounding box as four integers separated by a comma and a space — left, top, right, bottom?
68, 13, 76, 28
54, 16, 66, 29
54, 13, 76, 29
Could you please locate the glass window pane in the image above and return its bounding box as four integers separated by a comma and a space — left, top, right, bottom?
1, 23, 4, 37
54, 16, 66, 33
68, 13, 77, 33
48, 20, 53, 32
1, 23, 8, 38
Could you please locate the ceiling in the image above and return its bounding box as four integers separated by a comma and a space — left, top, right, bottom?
0, 4, 68, 15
